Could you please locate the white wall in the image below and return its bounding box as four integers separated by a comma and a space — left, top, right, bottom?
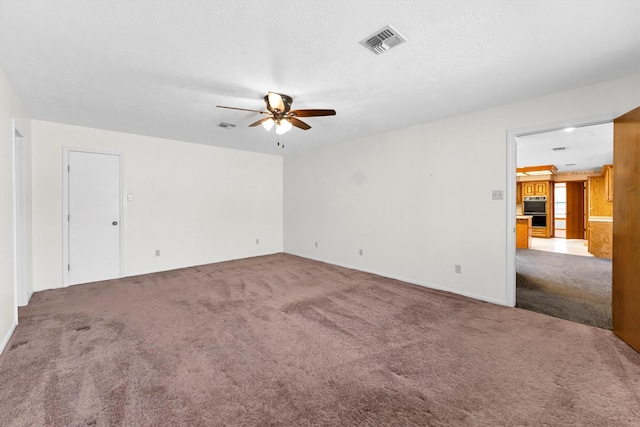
31, 121, 283, 291
284, 74, 640, 305
0, 68, 32, 353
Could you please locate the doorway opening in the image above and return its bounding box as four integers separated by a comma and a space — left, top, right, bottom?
508, 119, 614, 329
553, 182, 568, 238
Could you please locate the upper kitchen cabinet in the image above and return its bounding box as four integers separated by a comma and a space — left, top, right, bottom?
516, 165, 557, 197
589, 169, 614, 217
522, 181, 549, 197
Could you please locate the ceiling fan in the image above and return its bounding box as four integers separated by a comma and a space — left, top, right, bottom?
217, 92, 336, 135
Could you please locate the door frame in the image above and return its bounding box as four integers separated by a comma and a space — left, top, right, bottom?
13, 120, 29, 307
506, 112, 621, 306
62, 147, 124, 287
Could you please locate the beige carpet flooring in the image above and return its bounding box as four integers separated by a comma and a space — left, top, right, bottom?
1, 253, 639, 426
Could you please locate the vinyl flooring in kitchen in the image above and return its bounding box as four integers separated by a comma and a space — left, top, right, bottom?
530, 237, 593, 257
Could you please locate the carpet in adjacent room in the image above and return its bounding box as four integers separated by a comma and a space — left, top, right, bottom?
516, 248, 611, 329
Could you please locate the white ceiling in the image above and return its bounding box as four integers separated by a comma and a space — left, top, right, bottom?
517, 123, 613, 173
0, 0, 639, 156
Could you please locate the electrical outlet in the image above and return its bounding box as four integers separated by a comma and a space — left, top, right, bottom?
315, 241, 318, 248
127, 194, 133, 202
359, 249, 363, 256
256, 238, 259, 244
491, 190, 504, 200
155, 250, 160, 256
455, 264, 462, 274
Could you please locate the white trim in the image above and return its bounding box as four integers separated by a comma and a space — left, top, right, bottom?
62, 147, 124, 287
506, 112, 621, 308
12, 119, 18, 317
285, 252, 510, 306
0, 321, 17, 356
13, 120, 30, 307
506, 129, 517, 307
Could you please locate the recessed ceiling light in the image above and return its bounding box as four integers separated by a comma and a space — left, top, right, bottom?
563, 127, 576, 132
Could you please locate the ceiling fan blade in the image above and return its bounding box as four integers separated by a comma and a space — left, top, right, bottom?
289, 117, 311, 130
248, 117, 273, 127
216, 105, 268, 114
290, 109, 336, 117
267, 92, 285, 112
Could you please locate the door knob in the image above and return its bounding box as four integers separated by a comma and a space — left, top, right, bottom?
112, 221, 118, 226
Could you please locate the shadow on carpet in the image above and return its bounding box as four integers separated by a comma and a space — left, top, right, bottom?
516, 248, 611, 329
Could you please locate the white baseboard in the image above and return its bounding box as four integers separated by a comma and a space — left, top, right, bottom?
0, 321, 18, 356
18, 290, 33, 307
285, 251, 510, 307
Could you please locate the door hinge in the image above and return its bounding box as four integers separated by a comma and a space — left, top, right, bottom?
68, 165, 70, 172
68, 214, 70, 222
68, 264, 70, 271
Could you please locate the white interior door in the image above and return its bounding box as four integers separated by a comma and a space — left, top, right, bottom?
67, 150, 121, 285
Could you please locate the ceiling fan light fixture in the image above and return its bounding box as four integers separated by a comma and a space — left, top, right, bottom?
262, 118, 275, 131
268, 92, 285, 112
276, 119, 292, 135
217, 92, 335, 136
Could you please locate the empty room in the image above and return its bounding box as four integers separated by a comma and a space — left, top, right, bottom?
1, 1, 639, 425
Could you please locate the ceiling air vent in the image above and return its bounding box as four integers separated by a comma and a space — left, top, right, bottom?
218, 122, 236, 129
552, 146, 568, 151
359, 25, 407, 55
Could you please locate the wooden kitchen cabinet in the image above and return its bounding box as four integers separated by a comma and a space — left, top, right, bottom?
522, 181, 549, 197
531, 227, 547, 238
588, 219, 612, 259
521, 180, 553, 238
516, 182, 522, 204
587, 166, 614, 258
589, 175, 613, 217
516, 216, 532, 248
522, 182, 535, 196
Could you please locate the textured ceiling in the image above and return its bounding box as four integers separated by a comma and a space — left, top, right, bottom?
517, 123, 613, 173
1, 0, 639, 156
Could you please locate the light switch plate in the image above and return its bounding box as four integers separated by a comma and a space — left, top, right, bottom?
127, 194, 133, 202
492, 190, 504, 200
